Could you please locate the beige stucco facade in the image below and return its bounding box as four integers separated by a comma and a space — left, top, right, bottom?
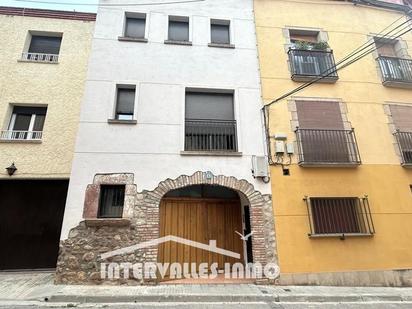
0, 10, 95, 179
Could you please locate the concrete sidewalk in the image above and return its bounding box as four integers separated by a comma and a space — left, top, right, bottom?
1, 271, 412, 305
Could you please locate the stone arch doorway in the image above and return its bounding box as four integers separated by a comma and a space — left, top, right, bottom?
56, 171, 278, 284
157, 184, 245, 280
139, 171, 278, 283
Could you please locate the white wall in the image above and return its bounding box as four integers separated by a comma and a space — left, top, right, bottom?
61, 0, 270, 239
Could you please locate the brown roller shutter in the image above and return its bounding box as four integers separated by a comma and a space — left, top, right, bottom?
296, 100, 348, 163
296, 100, 344, 129
389, 105, 412, 132
376, 42, 397, 57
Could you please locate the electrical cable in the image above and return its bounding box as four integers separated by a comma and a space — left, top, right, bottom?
267, 17, 412, 106
263, 14, 412, 164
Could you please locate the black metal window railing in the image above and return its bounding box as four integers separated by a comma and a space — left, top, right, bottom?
393, 130, 412, 165
377, 56, 412, 84
295, 128, 361, 165
185, 119, 238, 152
304, 196, 375, 238
288, 49, 338, 80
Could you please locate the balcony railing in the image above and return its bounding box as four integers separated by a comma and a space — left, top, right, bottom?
393, 130, 412, 166
304, 196, 375, 238
0, 130, 43, 141
185, 119, 237, 152
21, 52, 59, 63
295, 128, 361, 166
288, 49, 338, 82
377, 56, 412, 88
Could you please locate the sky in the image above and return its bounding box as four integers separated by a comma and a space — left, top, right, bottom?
2, 0, 99, 12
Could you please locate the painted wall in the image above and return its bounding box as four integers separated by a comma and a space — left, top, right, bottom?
60, 0, 270, 239
254, 0, 412, 274
0, 13, 95, 179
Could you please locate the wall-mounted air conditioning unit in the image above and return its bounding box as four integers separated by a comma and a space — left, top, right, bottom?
251, 156, 269, 182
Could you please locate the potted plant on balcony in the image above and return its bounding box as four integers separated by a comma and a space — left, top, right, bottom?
311, 41, 330, 51
292, 40, 330, 51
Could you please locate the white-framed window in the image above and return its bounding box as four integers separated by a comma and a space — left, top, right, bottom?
115, 86, 136, 120
2, 106, 47, 140
21, 31, 62, 63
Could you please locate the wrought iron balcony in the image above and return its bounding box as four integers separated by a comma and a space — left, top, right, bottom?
0, 130, 43, 141
295, 128, 361, 166
304, 196, 375, 238
288, 49, 338, 83
21, 52, 59, 63
185, 119, 237, 152
393, 130, 412, 167
377, 56, 412, 88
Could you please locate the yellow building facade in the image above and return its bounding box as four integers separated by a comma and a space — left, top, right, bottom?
0, 7, 95, 270
254, 0, 412, 285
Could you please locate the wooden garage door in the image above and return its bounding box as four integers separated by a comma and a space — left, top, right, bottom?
158, 198, 244, 274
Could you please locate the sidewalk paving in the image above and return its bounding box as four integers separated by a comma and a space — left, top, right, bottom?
1, 271, 412, 305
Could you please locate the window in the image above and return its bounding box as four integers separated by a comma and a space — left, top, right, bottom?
168, 16, 189, 42
375, 38, 397, 57
294, 100, 360, 165
124, 13, 146, 39
184, 91, 237, 152
115, 87, 136, 120
304, 197, 375, 237
211, 19, 230, 45
98, 185, 125, 218
375, 37, 412, 87
22, 34, 62, 63
2, 106, 47, 140
390, 105, 412, 165
289, 29, 319, 48
29, 35, 62, 55
287, 29, 337, 81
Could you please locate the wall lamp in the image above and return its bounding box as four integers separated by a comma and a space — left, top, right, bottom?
6, 163, 17, 176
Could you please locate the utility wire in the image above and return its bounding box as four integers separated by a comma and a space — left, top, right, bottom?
263, 15, 412, 164
266, 16, 412, 107
267, 20, 412, 106
14, 0, 205, 6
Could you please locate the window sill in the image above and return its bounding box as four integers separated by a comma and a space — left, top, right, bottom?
107, 119, 137, 125
17, 59, 59, 64
164, 40, 192, 46
309, 233, 374, 239
84, 218, 131, 227
298, 162, 361, 168
291, 74, 338, 83
0, 139, 42, 144
208, 43, 235, 49
118, 36, 148, 43
180, 151, 242, 157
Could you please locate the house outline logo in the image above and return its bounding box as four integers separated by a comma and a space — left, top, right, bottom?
100, 235, 241, 260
